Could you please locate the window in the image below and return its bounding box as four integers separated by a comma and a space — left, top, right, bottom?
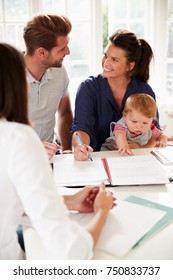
41, 0, 102, 107
107, 0, 173, 104
108, 0, 146, 36
0, 0, 172, 106
0, 0, 31, 49
167, 0, 173, 96
0, 0, 102, 108
41, 0, 94, 107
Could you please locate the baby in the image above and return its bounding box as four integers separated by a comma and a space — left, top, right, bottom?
101, 94, 167, 155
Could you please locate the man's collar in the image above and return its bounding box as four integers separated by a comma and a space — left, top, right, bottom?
26, 68, 54, 83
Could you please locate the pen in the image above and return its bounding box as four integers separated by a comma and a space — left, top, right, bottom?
76, 133, 93, 161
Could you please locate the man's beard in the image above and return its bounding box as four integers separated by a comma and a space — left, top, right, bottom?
49, 61, 62, 68
42, 58, 63, 68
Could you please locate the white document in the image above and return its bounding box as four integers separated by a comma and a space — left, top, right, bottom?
151, 146, 173, 165
53, 154, 169, 187
53, 154, 108, 187
69, 200, 166, 258
106, 154, 169, 186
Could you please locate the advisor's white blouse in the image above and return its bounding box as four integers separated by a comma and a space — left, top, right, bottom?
0, 118, 93, 259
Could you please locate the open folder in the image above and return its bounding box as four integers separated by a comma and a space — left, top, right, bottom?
124, 196, 173, 247
53, 154, 170, 187
69, 199, 167, 258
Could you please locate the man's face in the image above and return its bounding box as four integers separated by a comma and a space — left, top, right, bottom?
44, 35, 70, 68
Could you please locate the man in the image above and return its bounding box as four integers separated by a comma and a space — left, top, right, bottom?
23, 14, 73, 158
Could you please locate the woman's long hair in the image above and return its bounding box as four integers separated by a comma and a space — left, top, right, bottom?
0, 43, 30, 124
109, 30, 154, 82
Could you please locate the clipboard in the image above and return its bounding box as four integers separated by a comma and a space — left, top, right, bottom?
124, 195, 173, 246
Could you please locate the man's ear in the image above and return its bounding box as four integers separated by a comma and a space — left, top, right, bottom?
37, 47, 48, 58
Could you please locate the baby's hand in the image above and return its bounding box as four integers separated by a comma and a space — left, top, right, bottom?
118, 145, 134, 156
156, 140, 167, 147
155, 134, 167, 147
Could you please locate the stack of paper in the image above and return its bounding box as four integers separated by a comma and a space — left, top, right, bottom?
69, 199, 167, 258
106, 154, 169, 186
151, 146, 173, 165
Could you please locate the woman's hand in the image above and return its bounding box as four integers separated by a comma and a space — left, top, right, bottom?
93, 183, 117, 213
73, 144, 93, 161
72, 131, 93, 161
65, 186, 99, 212
64, 183, 116, 213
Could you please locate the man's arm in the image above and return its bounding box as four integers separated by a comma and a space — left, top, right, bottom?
57, 95, 73, 151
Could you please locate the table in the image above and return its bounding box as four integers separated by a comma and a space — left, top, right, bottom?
23, 148, 173, 260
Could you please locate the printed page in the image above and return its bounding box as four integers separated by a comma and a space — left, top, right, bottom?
53, 154, 108, 187
106, 154, 169, 186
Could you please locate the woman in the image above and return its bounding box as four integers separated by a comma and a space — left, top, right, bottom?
71, 30, 160, 160
0, 43, 115, 259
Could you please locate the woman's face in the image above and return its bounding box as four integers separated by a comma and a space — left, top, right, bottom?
102, 43, 135, 79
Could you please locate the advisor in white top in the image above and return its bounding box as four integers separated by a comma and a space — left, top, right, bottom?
0, 43, 116, 260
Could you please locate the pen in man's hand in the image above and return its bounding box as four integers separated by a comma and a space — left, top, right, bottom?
76, 133, 93, 161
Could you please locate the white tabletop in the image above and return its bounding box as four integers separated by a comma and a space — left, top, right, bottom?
23, 148, 173, 260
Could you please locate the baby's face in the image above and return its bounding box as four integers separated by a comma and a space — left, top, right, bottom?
124, 110, 153, 135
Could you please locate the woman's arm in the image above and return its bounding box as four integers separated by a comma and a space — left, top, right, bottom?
64, 184, 116, 246
86, 184, 116, 245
